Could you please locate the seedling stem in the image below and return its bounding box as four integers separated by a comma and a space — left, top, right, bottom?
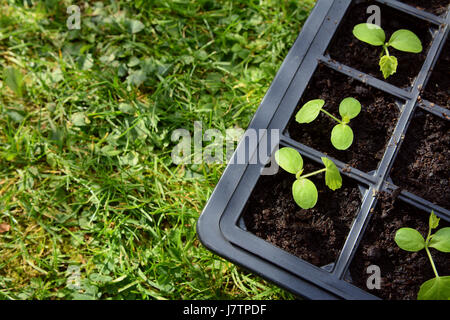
321, 109, 343, 124
383, 44, 390, 57
298, 168, 326, 180
425, 245, 439, 278
425, 222, 439, 278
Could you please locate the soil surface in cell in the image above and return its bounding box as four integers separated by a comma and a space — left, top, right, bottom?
422, 40, 449, 109
242, 163, 362, 267
390, 111, 449, 208
398, 0, 450, 16
327, 1, 434, 89
287, 64, 399, 173
349, 192, 450, 300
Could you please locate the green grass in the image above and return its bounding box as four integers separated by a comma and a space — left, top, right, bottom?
0, 0, 315, 299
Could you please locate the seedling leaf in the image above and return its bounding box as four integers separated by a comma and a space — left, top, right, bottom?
394, 228, 425, 252
292, 178, 318, 209
331, 124, 353, 150
388, 29, 422, 53
275, 147, 303, 175
321, 157, 342, 191
353, 23, 385, 46
379, 55, 398, 79
429, 228, 450, 253
339, 97, 361, 121
418, 276, 450, 300
295, 99, 325, 124
429, 210, 440, 230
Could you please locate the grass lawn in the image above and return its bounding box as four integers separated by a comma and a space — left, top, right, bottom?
0, 0, 315, 299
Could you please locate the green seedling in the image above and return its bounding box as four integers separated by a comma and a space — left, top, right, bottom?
394, 211, 450, 300
352, 23, 423, 79
295, 97, 361, 150
274, 147, 342, 209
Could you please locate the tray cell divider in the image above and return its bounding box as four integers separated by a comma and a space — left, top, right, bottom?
378, 0, 448, 24
332, 186, 378, 279
418, 99, 450, 119
319, 55, 414, 100
382, 181, 450, 219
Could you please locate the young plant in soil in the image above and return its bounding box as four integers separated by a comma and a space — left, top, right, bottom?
394, 211, 450, 300
352, 23, 423, 79
295, 97, 361, 150
274, 147, 342, 209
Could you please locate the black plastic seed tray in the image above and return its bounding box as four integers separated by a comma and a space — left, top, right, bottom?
197, 0, 450, 300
